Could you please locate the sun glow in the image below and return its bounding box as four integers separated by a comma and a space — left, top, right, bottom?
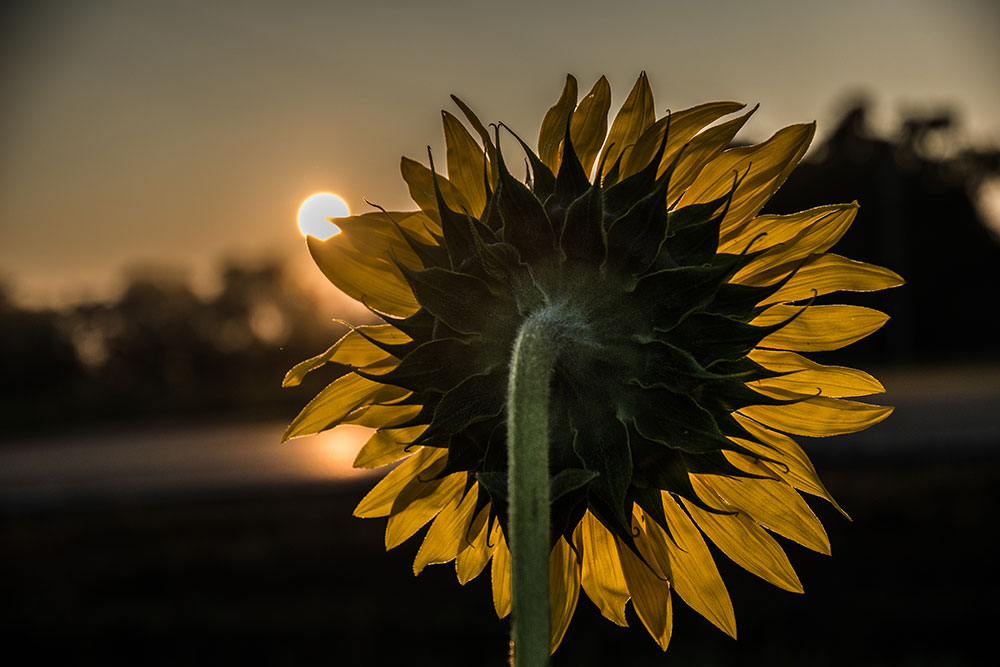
297, 192, 349, 240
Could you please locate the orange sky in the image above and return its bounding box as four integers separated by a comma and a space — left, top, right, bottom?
2, 0, 998, 307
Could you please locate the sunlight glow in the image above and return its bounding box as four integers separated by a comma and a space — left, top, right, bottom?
297, 192, 349, 240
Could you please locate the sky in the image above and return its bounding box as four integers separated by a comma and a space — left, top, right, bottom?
2, 0, 998, 307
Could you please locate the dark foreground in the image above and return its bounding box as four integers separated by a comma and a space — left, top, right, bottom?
1, 454, 994, 666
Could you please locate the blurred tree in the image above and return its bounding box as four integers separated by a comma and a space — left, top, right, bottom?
765, 98, 1000, 364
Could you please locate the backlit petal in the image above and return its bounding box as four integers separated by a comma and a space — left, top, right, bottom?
660, 492, 737, 638
693, 465, 831, 555
754, 304, 889, 352
617, 537, 673, 650
549, 537, 581, 653
683, 492, 803, 593
680, 123, 815, 233
575, 511, 630, 626
353, 447, 445, 518
748, 349, 885, 398
413, 481, 480, 574
385, 469, 466, 549
599, 72, 655, 180
491, 527, 512, 618
456, 504, 495, 584
740, 387, 893, 437
353, 425, 428, 469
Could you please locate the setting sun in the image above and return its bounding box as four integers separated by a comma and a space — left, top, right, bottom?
297, 192, 349, 240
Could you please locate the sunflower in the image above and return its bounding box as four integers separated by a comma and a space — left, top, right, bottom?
283, 73, 902, 654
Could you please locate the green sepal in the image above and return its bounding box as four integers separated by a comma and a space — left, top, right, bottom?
633, 262, 734, 331
629, 436, 736, 516
436, 431, 488, 478
702, 381, 811, 413
710, 256, 809, 319
569, 403, 633, 545
499, 122, 556, 200
604, 174, 671, 277
631, 340, 742, 394
396, 264, 502, 335
657, 312, 785, 368
559, 182, 607, 265
353, 337, 484, 393
601, 125, 668, 222
495, 132, 557, 265
378, 308, 436, 343
415, 369, 505, 443
629, 388, 737, 456
469, 236, 547, 316
551, 115, 593, 219
664, 194, 730, 267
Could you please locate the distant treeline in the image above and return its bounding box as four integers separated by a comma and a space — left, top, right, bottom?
0, 262, 370, 433
1, 101, 998, 433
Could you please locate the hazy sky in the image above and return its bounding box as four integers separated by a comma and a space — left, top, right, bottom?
2, 0, 998, 306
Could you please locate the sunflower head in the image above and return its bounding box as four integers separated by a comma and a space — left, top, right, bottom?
284, 73, 902, 653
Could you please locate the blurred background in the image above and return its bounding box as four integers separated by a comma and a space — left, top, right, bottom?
1, 1, 998, 664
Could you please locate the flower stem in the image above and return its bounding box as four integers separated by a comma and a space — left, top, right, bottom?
507, 316, 556, 667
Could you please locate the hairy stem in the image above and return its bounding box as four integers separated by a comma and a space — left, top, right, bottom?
507, 316, 556, 667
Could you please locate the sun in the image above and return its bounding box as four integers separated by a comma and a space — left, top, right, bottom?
297, 192, 349, 240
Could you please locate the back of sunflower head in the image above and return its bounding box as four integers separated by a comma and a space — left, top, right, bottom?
284, 73, 902, 663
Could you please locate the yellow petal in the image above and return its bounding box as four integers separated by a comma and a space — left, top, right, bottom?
400, 156, 471, 220
732, 413, 847, 517
754, 304, 889, 352
442, 110, 488, 217
681, 123, 815, 234
456, 503, 495, 585
666, 105, 757, 203
729, 204, 857, 283
413, 481, 480, 575
396, 210, 442, 243
748, 349, 885, 398
353, 425, 428, 469
335, 212, 424, 267
754, 254, 905, 306
491, 526, 512, 618
385, 469, 466, 549
342, 403, 421, 428
693, 465, 830, 555
631, 505, 671, 579
660, 492, 737, 638
740, 386, 893, 437
575, 511, 630, 626
307, 234, 419, 317
623, 101, 746, 181
569, 76, 611, 177
599, 72, 655, 180
282, 325, 409, 388
616, 537, 673, 651
353, 446, 445, 518
538, 74, 578, 172
548, 537, 581, 653
683, 491, 803, 593
283, 373, 388, 441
